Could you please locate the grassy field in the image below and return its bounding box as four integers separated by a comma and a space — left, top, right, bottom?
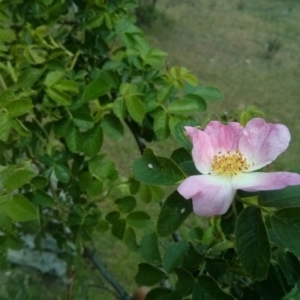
146, 0, 300, 171
2, 0, 300, 299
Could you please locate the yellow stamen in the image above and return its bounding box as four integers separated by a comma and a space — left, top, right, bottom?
211, 150, 250, 176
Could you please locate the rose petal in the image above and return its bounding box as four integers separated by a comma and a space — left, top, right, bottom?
177, 175, 234, 216
185, 126, 214, 174
239, 118, 291, 171
204, 121, 244, 152
231, 172, 300, 192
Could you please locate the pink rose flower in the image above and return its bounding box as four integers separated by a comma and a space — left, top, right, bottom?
177, 118, 300, 216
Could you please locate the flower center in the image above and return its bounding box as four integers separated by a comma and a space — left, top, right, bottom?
211, 150, 250, 176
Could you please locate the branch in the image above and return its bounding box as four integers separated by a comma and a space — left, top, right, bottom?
83, 248, 131, 300
124, 117, 147, 155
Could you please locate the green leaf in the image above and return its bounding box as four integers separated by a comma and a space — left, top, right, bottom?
180, 67, 198, 86
0, 109, 10, 141
235, 206, 270, 280
32, 190, 54, 207
157, 191, 193, 237
153, 110, 170, 140
86, 15, 104, 30
31, 176, 48, 189
89, 158, 115, 179
11, 119, 31, 137
17, 68, 44, 89
84, 178, 103, 196
162, 241, 189, 273
83, 125, 103, 157
140, 232, 161, 265
139, 184, 152, 204
130, 178, 140, 195
205, 258, 228, 279
127, 211, 151, 229
157, 85, 174, 103
53, 80, 79, 94
185, 94, 206, 111
189, 227, 204, 243
83, 78, 110, 102
193, 86, 223, 101
256, 264, 286, 300
5, 194, 37, 222
282, 283, 300, 300
278, 252, 300, 285
258, 186, 300, 208
175, 268, 195, 289
6, 99, 33, 117
113, 97, 126, 119
150, 186, 165, 202
168, 99, 203, 114
68, 207, 85, 225
54, 164, 71, 183
142, 48, 167, 67
44, 71, 65, 87
132, 148, 185, 186
96, 220, 110, 232
182, 246, 203, 273
271, 207, 300, 257
3, 169, 35, 193
193, 275, 235, 300
170, 119, 197, 150
111, 218, 126, 239
221, 201, 243, 236
73, 112, 94, 129
105, 211, 120, 224
135, 263, 167, 286
0, 28, 16, 42
171, 147, 199, 176
115, 196, 136, 214
125, 96, 145, 124
66, 125, 83, 153
53, 118, 72, 138
124, 227, 139, 252
102, 70, 120, 88
0, 198, 12, 232
209, 240, 234, 255
46, 88, 72, 106
101, 113, 124, 139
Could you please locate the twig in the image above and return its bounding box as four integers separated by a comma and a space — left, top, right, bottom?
83, 248, 131, 300
124, 117, 147, 155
